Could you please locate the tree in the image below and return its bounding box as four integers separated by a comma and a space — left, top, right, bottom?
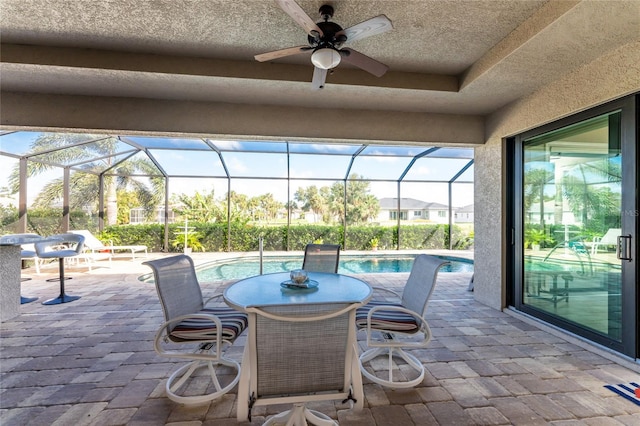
523, 166, 554, 227
255, 193, 283, 222
172, 189, 225, 223
8, 134, 163, 226
294, 174, 379, 225
562, 159, 621, 233
294, 185, 326, 223
328, 175, 379, 225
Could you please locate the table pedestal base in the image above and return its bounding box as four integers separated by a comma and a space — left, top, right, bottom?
265, 404, 337, 426
43, 294, 81, 305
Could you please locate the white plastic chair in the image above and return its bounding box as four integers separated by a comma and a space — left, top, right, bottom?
143, 255, 247, 405
356, 254, 449, 388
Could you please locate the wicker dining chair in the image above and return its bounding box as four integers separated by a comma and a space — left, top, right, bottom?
355, 254, 449, 388
302, 243, 341, 273
237, 302, 363, 425
143, 255, 248, 405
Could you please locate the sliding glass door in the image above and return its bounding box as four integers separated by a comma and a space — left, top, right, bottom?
513, 95, 637, 357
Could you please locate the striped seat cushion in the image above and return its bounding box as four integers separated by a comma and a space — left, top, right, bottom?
356, 301, 420, 333
170, 307, 248, 342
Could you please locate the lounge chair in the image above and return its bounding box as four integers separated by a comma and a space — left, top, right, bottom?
70, 230, 148, 260
589, 228, 621, 255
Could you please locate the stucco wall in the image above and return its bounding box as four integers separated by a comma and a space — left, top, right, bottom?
474, 41, 640, 310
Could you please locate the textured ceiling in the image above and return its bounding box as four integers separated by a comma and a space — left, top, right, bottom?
1, 0, 639, 116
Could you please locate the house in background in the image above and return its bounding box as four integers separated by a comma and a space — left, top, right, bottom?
378, 198, 454, 224
129, 207, 175, 225
455, 204, 474, 223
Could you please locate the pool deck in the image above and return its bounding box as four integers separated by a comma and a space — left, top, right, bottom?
2, 251, 640, 425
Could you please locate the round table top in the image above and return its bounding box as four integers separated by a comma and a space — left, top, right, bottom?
224, 271, 372, 312
0, 234, 61, 246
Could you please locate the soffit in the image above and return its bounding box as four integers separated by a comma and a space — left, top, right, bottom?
1, 0, 639, 116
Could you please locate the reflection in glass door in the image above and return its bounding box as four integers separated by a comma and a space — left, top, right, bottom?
522, 112, 624, 341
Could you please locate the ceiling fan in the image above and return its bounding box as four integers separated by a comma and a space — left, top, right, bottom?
255, 0, 393, 90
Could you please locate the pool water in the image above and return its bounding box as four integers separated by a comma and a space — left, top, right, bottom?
194, 254, 473, 281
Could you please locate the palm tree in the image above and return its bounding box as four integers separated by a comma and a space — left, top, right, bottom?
562, 158, 621, 233
8, 133, 164, 225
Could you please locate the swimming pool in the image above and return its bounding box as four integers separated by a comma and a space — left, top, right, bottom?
191, 254, 474, 281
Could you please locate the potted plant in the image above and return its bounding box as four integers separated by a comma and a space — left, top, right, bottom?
369, 237, 379, 251
171, 231, 205, 253
525, 229, 553, 251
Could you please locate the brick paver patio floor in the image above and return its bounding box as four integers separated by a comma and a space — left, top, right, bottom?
1, 254, 639, 425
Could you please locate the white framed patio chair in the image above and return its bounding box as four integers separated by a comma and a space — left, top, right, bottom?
143, 255, 248, 405
237, 302, 363, 425
302, 243, 341, 273
356, 254, 449, 388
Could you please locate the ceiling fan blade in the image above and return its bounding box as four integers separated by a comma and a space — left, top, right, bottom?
275, 0, 324, 37
340, 48, 389, 77
340, 15, 393, 43
311, 67, 328, 90
255, 45, 311, 62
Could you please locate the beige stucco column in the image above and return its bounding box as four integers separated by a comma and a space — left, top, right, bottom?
0, 245, 21, 321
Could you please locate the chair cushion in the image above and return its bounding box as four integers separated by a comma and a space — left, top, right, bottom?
170, 307, 248, 342
37, 249, 81, 259
356, 301, 420, 333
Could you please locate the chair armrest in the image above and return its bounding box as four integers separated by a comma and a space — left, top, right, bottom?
370, 285, 402, 300
154, 312, 225, 361
364, 305, 431, 348
204, 293, 225, 306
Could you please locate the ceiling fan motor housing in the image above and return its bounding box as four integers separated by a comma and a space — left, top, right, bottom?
308, 21, 346, 49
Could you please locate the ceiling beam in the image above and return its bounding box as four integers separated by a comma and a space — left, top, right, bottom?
460, 0, 581, 91
1, 43, 459, 92
0, 91, 484, 145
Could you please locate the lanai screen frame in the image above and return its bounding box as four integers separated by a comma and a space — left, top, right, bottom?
0, 131, 474, 251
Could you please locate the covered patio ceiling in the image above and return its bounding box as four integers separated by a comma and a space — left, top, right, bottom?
1, 1, 638, 144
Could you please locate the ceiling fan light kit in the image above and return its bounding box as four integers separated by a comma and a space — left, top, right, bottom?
311, 48, 341, 70
256, 0, 393, 89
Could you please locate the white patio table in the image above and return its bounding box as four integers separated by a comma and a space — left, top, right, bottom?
224, 271, 372, 424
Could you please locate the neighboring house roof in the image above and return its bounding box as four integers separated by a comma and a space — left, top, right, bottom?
457, 204, 474, 213
378, 198, 452, 210
526, 200, 556, 214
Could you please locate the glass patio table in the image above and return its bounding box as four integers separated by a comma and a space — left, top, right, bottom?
223, 271, 372, 311
224, 271, 372, 423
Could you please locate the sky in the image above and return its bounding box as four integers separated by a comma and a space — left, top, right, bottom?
0, 133, 474, 208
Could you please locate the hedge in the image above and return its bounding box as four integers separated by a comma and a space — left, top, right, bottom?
98, 222, 474, 252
